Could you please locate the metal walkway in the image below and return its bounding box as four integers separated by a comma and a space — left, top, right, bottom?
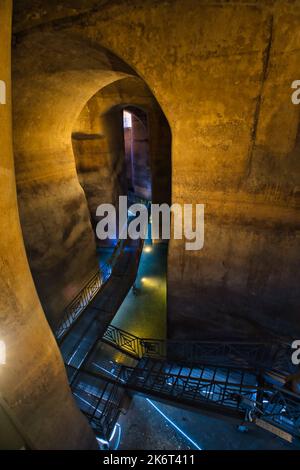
123, 357, 300, 441
54, 194, 299, 447
64, 336, 300, 445
59, 274, 300, 446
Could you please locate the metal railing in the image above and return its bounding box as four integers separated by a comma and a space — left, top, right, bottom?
55, 244, 125, 340
102, 325, 165, 359
56, 194, 150, 341
119, 357, 300, 439
68, 364, 125, 440
102, 324, 295, 375
55, 270, 103, 340
70, 354, 300, 442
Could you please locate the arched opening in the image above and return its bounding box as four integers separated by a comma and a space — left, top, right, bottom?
12, 30, 172, 445
13, 31, 171, 334
71, 77, 171, 245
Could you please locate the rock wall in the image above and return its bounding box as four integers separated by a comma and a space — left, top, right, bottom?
0, 0, 97, 449
12, 0, 300, 341
12, 31, 130, 329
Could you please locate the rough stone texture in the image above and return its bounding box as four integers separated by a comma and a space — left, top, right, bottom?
0, 0, 97, 449
12, 1, 300, 341
12, 31, 132, 330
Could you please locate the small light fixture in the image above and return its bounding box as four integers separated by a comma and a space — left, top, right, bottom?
0, 80, 6, 105
0, 340, 6, 365
144, 246, 152, 253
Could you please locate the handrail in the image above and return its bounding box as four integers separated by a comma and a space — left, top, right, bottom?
118, 359, 300, 439
56, 239, 128, 341
68, 363, 125, 440
69, 355, 300, 442
102, 324, 295, 375
55, 195, 151, 341
55, 269, 103, 340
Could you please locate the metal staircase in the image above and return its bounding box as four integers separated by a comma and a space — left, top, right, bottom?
65, 339, 300, 445
121, 357, 300, 441
55, 194, 299, 446
66, 362, 128, 442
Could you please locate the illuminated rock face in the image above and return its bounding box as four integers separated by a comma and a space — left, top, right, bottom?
12, 32, 131, 330
12, 1, 300, 343
0, 0, 97, 449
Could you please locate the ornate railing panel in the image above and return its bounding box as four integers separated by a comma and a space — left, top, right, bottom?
102, 324, 294, 375
56, 240, 131, 341
103, 325, 141, 357
56, 270, 103, 340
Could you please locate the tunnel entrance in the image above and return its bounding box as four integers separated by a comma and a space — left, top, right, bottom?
12, 24, 172, 333
72, 77, 172, 248
123, 107, 152, 201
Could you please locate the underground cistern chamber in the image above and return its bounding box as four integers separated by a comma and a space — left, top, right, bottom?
0, 0, 300, 465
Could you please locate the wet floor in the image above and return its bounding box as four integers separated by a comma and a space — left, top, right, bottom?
110, 240, 167, 339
